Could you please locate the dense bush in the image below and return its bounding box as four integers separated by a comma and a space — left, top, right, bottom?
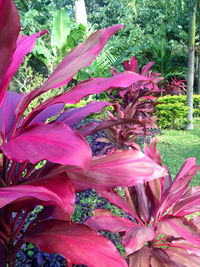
155, 94, 200, 129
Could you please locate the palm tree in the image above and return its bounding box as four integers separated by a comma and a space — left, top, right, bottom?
74, 0, 87, 27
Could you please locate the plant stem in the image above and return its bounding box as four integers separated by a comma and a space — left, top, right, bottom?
12, 161, 28, 185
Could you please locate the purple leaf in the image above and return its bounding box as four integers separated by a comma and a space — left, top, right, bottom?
29, 103, 65, 125
158, 216, 200, 246
0, 0, 20, 106
16, 24, 124, 120
0, 91, 23, 140
141, 62, 154, 76
25, 220, 128, 267
68, 149, 166, 190
21, 71, 155, 128
123, 225, 156, 255
1, 122, 92, 167
56, 101, 111, 126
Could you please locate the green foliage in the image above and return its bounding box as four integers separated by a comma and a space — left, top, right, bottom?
155, 94, 200, 129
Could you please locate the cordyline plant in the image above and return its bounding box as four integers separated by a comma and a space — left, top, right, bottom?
91, 56, 165, 150
86, 139, 200, 267
0, 1, 166, 266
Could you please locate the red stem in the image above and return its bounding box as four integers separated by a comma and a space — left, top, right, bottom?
7, 161, 16, 185
0, 216, 11, 236
12, 209, 30, 242
12, 161, 28, 185
0, 176, 6, 187
20, 163, 37, 183
152, 242, 168, 248
0, 230, 9, 243
12, 212, 21, 233
155, 235, 170, 243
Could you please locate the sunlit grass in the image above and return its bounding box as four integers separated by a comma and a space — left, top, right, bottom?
155, 118, 200, 187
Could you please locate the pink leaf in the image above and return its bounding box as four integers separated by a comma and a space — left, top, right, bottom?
21, 71, 154, 128
158, 216, 200, 246
68, 149, 166, 190
0, 176, 74, 219
85, 210, 135, 233
16, 24, 124, 119
0, 0, 20, 106
123, 225, 156, 255
150, 248, 182, 267
25, 220, 128, 267
166, 246, 200, 267
1, 122, 91, 167
155, 158, 200, 219
128, 246, 151, 267
172, 186, 200, 216
2, 30, 47, 99
141, 62, 154, 76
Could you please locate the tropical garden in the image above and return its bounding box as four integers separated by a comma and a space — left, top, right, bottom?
1, 0, 200, 266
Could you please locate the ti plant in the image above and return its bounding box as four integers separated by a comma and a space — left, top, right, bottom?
86, 139, 200, 267
0, 1, 166, 266
94, 56, 164, 150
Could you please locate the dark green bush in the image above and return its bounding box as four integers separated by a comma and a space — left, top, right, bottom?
155, 95, 200, 129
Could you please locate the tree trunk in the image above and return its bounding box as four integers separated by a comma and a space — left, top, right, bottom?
198, 3, 200, 94
74, 0, 87, 27
186, 0, 197, 130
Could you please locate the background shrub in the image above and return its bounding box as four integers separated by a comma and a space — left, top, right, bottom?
155, 95, 200, 129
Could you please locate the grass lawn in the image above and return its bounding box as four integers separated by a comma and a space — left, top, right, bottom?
155, 118, 200, 187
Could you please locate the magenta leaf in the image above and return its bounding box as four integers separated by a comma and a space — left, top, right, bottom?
141, 62, 154, 76
172, 186, 200, 216
0, 91, 23, 140
122, 225, 156, 255
128, 246, 151, 267
25, 220, 128, 267
158, 216, 200, 246
16, 24, 124, 119
1, 122, 91, 167
155, 158, 200, 219
96, 188, 139, 220
85, 210, 135, 233
0, 0, 20, 107
2, 30, 47, 100
166, 246, 200, 267
56, 101, 111, 126
68, 149, 165, 190
0, 176, 74, 218
21, 71, 155, 128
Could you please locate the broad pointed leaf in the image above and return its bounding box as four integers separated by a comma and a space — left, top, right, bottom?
150, 248, 183, 267
1, 122, 91, 167
158, 216, 200, 246
0, 176, 74, 218
25, 220, 128, 267
67, 149, 165, 190
0, 0, 20, 106
123, 225, 156, 255
155, 158, 200, 219
85, 210, 135, 233
128, 246, 151, 267
166, 246, 200, 267
172, 186, 200, 216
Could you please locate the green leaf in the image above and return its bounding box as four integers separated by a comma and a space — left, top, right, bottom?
51, 8, 71, 50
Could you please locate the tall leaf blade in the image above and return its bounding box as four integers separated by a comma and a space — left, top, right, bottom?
51, 8, 71, 49
0, 0, 20, 106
